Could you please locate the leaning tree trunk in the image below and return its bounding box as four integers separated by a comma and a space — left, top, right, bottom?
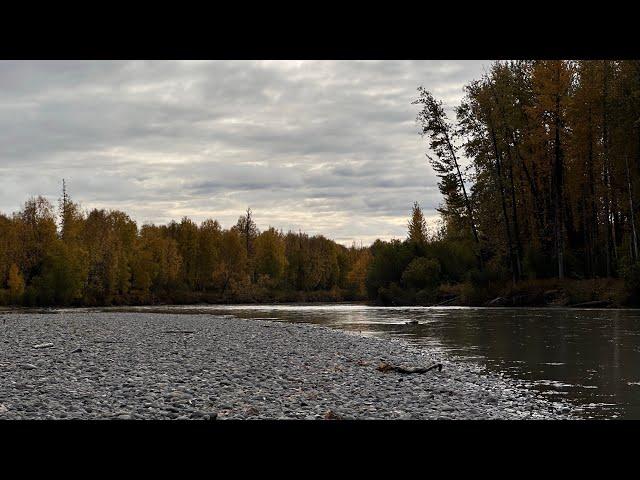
489, 125, 517, 284
442, 127, 483, 270
626, 154, 639, 262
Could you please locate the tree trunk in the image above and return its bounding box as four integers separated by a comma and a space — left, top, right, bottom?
442, 127, 483, 269
490, 125, 517, 284
553, 69, 565, 280
626, 154, 639, 262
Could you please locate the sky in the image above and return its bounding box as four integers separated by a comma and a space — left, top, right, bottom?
0, 60, 490, 245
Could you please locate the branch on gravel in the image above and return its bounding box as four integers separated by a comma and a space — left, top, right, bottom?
376, 362, 443, 374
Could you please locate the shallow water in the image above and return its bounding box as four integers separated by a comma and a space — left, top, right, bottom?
134, 304, 640, 419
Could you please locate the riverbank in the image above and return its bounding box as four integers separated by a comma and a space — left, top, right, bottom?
433, 277, 631, 308
0, 311, 573, 419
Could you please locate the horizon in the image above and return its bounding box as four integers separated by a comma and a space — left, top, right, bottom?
0, 60, 489, 246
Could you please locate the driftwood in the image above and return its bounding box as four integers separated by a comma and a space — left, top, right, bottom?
377, 362, 443, 374
569, 300, 612, 308
432, 296, 460, 307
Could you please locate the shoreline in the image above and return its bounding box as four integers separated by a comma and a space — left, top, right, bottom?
1, 301, 636, 315
0, 311, 574, 420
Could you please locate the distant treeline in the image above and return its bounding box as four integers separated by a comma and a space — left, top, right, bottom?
0, 193, 372, 306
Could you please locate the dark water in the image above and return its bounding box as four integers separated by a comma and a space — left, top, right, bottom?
141, 305, 640, 419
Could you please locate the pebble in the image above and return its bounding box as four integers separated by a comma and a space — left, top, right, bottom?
0, 311, 574, 420
18, 363, 37, 370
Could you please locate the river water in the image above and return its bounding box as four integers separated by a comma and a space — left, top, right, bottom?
136, 304, 640, 419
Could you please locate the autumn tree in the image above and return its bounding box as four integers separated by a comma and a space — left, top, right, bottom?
407, 201, 428, 249
7, 263, 25, 303
413, 87, 482, 268
254, 227, 287, 285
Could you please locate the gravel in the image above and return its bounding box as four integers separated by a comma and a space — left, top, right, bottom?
0, 312, 574, 420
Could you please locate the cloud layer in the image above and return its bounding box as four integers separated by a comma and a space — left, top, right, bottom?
0, 60, 489, 245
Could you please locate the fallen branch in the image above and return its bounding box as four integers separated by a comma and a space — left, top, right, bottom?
432, 296, 460, 307
568, 300, 612, 308
377, 362, 443, 374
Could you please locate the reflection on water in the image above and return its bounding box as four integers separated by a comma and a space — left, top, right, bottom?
142, 304, 640, 419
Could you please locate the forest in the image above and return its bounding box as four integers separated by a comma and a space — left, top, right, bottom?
2, 60, 640, 308
0, 191, 374, 306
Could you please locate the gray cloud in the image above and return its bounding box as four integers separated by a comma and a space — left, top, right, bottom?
0, 60, 489, 245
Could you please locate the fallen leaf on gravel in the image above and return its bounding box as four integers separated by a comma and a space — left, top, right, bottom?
323, 410, 342, 420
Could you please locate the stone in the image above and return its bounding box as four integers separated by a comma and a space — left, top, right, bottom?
0, 311, 574, 420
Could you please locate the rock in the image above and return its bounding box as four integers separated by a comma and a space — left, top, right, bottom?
405, 320, 419, 325
0, 311, 573, 420
166, 391, 192, 402
18, 363, 37, 370
33, 343, 54, 349
0, 404, 8, 414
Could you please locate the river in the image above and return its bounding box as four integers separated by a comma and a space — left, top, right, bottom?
139, 304, 640, 419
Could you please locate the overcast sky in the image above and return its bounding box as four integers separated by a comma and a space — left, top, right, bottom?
0, 60, 490, 245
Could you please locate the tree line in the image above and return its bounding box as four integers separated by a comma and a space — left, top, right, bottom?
368, 59, 640, 306
0, 188, 372, 306
3, 60, 640, 307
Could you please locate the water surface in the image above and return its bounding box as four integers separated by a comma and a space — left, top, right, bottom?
138, 304, 640, 419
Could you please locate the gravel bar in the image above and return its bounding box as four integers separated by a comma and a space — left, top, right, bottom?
0, 312, 573, 420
